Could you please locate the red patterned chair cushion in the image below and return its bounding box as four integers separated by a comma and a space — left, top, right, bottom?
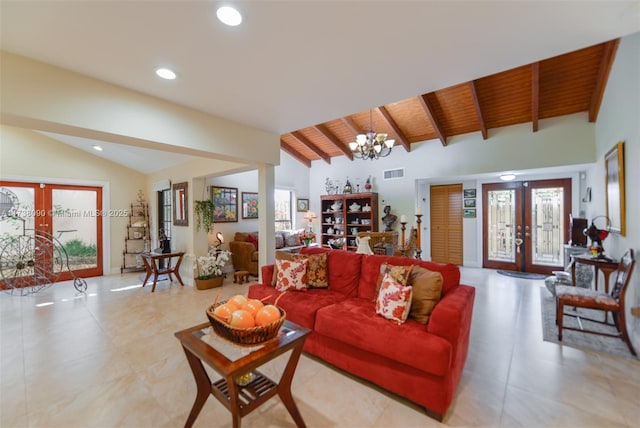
555, 285, 618, 310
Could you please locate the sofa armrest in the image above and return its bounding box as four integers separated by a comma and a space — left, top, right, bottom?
427, 285, 475, 360
261, 264, 275, 285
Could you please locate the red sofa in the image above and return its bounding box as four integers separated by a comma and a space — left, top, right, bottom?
247, 247, 475, 421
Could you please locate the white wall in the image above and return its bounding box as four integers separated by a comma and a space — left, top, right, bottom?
588, 32, 640, 350
309, 112, 597, 264
207, 151, 310, 249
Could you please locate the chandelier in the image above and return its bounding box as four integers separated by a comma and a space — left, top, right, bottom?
348, 109, 395, 160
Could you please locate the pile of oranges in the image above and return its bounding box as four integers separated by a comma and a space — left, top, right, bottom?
212, 294, 281, 329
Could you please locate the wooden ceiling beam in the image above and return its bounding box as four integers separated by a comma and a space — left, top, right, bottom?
280, 139, 311, 168
589, 39, 620, 122
468, 80, 488, 140
342, 116, 361, 136
531, 62, 539, 132
418, 94, 447, 146
376, 106, 411, 152
314, 125, 354, 160
290, 131, 331, 164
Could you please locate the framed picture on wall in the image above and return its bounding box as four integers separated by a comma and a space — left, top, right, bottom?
172, 182, 188, 226
464, 199, 476, 208
211, 186, 238, 223
605, 141, 626, 235
463, 209, 476, 218
297, 198, 309, 212
241, 192, 258, 219
463, 189, 476, 198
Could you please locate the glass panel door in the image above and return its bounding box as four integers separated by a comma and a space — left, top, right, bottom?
524, 179, 571, 274
483, 179, 571, 274
483, 182, 521, 271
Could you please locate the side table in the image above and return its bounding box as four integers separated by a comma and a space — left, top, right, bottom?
175, 320, 310, 428
140, 251, 185, 292
571, 254, 619, 294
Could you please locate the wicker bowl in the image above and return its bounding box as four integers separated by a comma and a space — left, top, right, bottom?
206, 301, 286, 345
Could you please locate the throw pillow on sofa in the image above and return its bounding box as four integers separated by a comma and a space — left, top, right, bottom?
275, 258, 308, 292
271, 251, 329, 288
375, 272, 413, 324
409, 266, 443, 324
373, 262, 414, 302
247, 234, 259, 250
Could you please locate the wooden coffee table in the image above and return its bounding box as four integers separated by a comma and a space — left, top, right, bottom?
175, 320, 310, 428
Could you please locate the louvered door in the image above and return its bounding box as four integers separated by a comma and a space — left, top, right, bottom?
430, 184, 463, 264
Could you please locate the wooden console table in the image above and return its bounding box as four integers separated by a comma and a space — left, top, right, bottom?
571, 254, 619, 294
140, 251, 185, 292
175, 320, 310, 428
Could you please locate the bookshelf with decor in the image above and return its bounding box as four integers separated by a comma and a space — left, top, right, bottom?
320, 193, 378, 251
121, 202, 150, 273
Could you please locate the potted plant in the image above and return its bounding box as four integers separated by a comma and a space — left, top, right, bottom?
194, 200, 215, 233
194, 248, 231, 290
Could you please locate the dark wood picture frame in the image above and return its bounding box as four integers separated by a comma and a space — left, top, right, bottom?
172, 182, 189, 226
605, 141, 625, 235
297, 198, 309, 212
241, 192, 258, 219
211, 186, 238, 223
463, 189, 476, 198
464, 199, 476, 208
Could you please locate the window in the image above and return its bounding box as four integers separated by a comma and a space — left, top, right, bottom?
274, 189, 293, 231
158, 189, 171, 239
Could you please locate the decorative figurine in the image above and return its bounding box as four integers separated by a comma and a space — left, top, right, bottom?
364, 176, 372, 191
381, 205, 397, 232
343, 177, 353, 194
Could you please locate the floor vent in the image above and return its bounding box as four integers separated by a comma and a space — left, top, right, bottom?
383, 168, 405, 180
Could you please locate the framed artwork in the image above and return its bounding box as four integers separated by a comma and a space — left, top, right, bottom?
297, 198, 309, 212
463, 189, 476, 198
172, 182, 188, 226
211, 186, 238, 223
241, 192, 259, 219
464, 199, 476, 208
463, 209, 476, 218
605, 141, 625, 235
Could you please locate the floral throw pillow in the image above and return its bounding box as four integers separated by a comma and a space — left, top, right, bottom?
373, 263, 413, 302
307, 252, 329, 288
275, 258, 308, 292
271, 252, 306, 286
375, 273, 413, 324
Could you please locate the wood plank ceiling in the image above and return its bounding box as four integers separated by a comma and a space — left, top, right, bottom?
281, 39, 619, 167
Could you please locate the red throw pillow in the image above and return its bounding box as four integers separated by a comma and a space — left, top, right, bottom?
246, 234, 258, 251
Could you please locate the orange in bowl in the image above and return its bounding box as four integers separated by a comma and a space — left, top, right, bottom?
229, 309, 256, 328
255, 304, 281, 326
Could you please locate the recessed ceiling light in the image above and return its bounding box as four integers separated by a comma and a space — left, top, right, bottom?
500, 173, 516, 181
155, 68, 177, 80
217, 6, 242, 26
92, 145, 103, 152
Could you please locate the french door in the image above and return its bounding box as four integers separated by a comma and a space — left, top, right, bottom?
482, 179, 571, 275
0, 182, 103, 289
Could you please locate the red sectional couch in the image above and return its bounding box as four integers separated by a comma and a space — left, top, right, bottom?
247, 247, 475, 421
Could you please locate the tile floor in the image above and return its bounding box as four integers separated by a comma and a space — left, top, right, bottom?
1, 267, 639, 427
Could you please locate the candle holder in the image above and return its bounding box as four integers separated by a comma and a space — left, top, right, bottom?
399, 220, 408, 256
415, 214, 423, 260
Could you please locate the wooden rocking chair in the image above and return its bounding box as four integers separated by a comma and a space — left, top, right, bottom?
556, 249, 636, 356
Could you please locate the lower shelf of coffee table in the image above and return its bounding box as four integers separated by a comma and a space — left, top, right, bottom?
211, 371, 277, 412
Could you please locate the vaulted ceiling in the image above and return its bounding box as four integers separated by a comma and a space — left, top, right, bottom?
281, 39, 619, 167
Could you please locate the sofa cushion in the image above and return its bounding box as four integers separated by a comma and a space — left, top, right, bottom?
275, 258, 308, 292
375, 273, 413, 324
283, 229, 303, 247
307, 251, 329, 288
246, 233, 258, 250
410, 266, 443, 324
314, 298, 452, 376
272, 251, 306, 285
358, 255, 460, 301
373, 262, 414, 301
247, 284, 347, 330
275, 232, 285, 249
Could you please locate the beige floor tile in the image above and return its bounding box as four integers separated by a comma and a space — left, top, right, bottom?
2, 267, 639, 428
